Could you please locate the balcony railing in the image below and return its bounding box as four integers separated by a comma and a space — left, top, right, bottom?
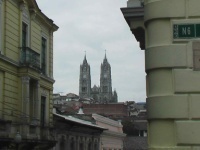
20, 47, 40, 70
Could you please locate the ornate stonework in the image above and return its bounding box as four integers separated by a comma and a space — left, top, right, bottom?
22, 76, 30, 84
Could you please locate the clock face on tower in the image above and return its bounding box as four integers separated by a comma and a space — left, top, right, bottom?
104, 74, 107, 78
83, 74, 86, 78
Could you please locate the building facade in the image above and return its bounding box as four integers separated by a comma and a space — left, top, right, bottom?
0, 0, 58, 149
79, 54, 118, 103
92, 114, 126, 150
53, 108, 125, 150
121, 0, 200, 149
53, 110, 104, 150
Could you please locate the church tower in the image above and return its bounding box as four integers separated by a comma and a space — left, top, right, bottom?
79, 55, 91, 98
100, 54, 112, 103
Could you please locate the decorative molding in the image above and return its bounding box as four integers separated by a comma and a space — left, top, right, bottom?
19, 1, 26, 11
40, 74, 55, 84
30, 8, 37, 20
36, 82, 40, 88
21, 2, 30, 47
0, 54, 20, 67
41, 88, 48, 96
22, 76, 30, 84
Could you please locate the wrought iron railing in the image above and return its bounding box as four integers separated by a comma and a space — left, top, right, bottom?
20, 47, 40, 70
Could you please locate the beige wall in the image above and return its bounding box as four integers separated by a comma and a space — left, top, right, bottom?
123, 0, 200, 149
145, 1, 200, 149
92, 114, 125, 150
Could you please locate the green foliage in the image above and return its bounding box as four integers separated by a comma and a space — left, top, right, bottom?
122, 120, 139, 136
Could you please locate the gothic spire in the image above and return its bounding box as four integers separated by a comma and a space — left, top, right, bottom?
103, 49, 107, 63
83, 51, 87, 64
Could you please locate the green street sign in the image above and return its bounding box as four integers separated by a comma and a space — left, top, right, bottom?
173, 23, 200, 39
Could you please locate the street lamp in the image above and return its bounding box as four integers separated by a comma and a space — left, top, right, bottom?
14, 131, 22, 150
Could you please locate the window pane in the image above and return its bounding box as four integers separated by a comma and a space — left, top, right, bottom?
22, 22, 27, 47
41, 37, 46, 74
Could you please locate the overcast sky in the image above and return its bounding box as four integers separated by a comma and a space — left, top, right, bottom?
36, 0, 146, 102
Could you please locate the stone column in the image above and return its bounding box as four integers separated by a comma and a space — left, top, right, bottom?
34, 81, 40, 137
35, 81, 40, 122
21, 76, 30, 137
21, 76, 30, 120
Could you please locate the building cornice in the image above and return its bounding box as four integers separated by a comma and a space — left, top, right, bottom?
19, 0, 59, 31
121, 7, 144, 25
40, 74, 55, 84
0, 54, 19, 67
121, 7, 145, 50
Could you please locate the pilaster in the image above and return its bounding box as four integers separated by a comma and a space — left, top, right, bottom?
21, 76, 30, 120
35, 81, 40, 121
21, 76, 30, 137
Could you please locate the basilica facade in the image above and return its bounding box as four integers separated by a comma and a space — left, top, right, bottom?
79, 54, 118, 103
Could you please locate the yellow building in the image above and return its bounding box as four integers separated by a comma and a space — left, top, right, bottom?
0, 0, 58, 149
